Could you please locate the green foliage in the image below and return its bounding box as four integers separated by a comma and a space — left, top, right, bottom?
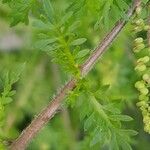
0, 0, 150, 150
2, 0, 39, 26
68, 81, 137, 149
0, 64, 25, 148
33, 0, 90, 76
68, 0, 131, 30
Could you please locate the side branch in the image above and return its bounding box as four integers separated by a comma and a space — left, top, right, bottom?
10, 0, 140, 149
81, 0, 141, 76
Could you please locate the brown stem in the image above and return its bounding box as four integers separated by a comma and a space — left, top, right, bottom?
10, 0, 140, 149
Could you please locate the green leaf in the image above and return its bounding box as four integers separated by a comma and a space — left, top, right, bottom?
43, 0, 54, 22
114, 0, 128, 11
59, 11, 73, 26
32, 19, 54, 30
71, 38, 87, 46
84, 113, 94, 131
68, 21, 80, 32
109, 115, 133, 122
120, 129, 138, 136
7, 90, 16, 97
103, 2, 110, 30
10, 63, 25, 84
94, 17, 103, 31
9, 0, 34, 26
110, 132, 119, 150
75, 49, 90, 59
103, 103, 121, 114
101, 85, 110, 92
121, 141, 132, 150
1, 97, 13, 105
90, 130, 103, 146
34, 39, 57, 50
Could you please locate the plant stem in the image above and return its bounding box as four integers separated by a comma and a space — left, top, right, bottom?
10, 0, 140, 149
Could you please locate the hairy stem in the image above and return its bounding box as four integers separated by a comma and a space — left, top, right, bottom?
10, 0, 140, 149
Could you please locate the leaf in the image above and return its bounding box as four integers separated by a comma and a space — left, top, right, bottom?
7, 90, 16, 97
8, 0, 34, 26
34, 39, 57, 50
10, 63, 25, 84
94, 16, 103, 31
68, 21, 80, 32
94, 84, 110, 98
71, 38, 87, 46
75, 49, 90, 59
66, 0, 86, 14
43, 0, 54, 22
90, 131, 103, 146
109, 115, 133, 122
121, 141, 132, 150
114, 0, 128, 11
84, 113, 95, 131
32, 19, 54, 30
1, 97, 13, 105
110, 132, 119, 150
59, 11, 73, 26
103, 2, 110, 30
120, 129, 138, 136
103, 103, 121, 114
101, 85, 110, 92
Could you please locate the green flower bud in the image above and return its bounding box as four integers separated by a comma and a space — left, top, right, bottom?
142, 109, 148, 115
135, 19, 144, 26
140, 88, 149, 95
144, 25, 150, 31
135, 64, 146, 72
144, 125, 150, 133
135, 81, 145, 89
134, 37, 143, 44
137, 56, 150, 64
143, 74, 149, 81
137, 43, 145, 50
139, 94, 149, 101
133, 47, 141, 53
136, 101, 146, 107
133, 43, 145, 53
133, 26, 142, 33
143, 115, 150, 124
142, 56, 149, 63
